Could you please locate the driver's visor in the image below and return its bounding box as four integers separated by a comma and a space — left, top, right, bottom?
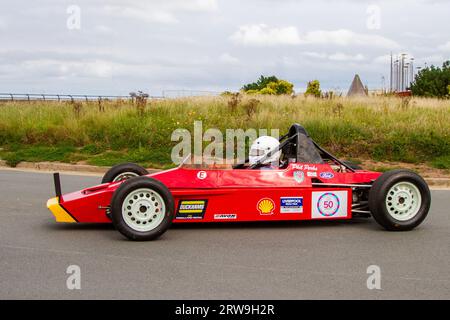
249, 148, 266, 157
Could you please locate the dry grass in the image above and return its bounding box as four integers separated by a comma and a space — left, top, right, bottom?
0, 95, 449, 168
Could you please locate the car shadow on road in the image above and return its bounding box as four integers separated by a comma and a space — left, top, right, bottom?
41, 217, 383, 242
43, 218, 382, 231
44, 222, 115, 231
169, 217, 381, 231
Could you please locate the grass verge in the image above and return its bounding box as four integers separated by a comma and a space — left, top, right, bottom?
0, 95, 449, 169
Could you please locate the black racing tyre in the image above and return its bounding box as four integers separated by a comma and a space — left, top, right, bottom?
342, 160, 363, 170
102, 163, 148, 183
110, 177, 174, 241
369, 169, 431, 231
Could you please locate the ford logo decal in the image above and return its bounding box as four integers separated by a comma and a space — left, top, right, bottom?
320, 172, 334, 179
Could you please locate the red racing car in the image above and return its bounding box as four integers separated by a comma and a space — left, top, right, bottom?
47, 124, 431, 241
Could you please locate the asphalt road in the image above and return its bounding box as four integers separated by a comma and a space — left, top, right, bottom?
0, 169, 449, 299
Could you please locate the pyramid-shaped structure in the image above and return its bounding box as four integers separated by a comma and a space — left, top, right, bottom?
347, 74, 368, 97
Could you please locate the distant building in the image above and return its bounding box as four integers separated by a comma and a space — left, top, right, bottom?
390, 53, 414, 93
347, 74, 368, 97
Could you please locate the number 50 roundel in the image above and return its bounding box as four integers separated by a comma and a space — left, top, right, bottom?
311, 191, 348, 219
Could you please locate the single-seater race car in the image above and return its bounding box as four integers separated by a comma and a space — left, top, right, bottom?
47, 124, 431, 241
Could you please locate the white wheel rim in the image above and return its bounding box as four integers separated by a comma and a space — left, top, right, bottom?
113, 172, 139, 182
122, 188, 166, 232
385, 181, 422, 221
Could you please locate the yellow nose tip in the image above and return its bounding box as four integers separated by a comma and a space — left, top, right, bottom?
47, 197, 76, 223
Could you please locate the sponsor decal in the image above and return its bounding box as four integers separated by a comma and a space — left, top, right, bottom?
292, 164, 318, 171
320, 172, 334, 179
311, 191, 348, 219
197, 171, 207, 180
317, 192, 340, 216
293, 171, 305, 183
307, 171, 318, 177
257, 198, 275, 215
176, 200, 207, 219
280, 197, 303, 213
214, 214, 237, 220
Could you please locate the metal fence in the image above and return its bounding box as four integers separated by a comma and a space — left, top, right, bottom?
0, 93, 166, 102
0, 91, 220, 102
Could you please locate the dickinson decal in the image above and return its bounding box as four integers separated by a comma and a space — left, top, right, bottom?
257, 198, 275, 215
214, 214, 237, 220
176, 200, 207, 219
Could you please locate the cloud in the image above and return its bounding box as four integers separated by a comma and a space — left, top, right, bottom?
231, 25, 399, 49
0, 17, 6, 30
102, 0, 218, 24
1, 0, 449, 94
438, 41, 450, 51
302, 52, 328, 59
180, 0, 218, 12
219, 53, 240, 65
373, 54, 391, 64
416, 54, 445, 65
102, 0, 218, 12
302, 52, 366, 62
94, 25, 113, 35
300, 29, 399, 49
328, 53, 365, 61
18, 59, 116, 78
230, 24, 301, 46
104, 6, 179, 24
0, 47, 135, 66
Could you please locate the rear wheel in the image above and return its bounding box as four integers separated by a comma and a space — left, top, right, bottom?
369, 170, 431, 231
102, 163, 148, 183
110, 177, 174, 241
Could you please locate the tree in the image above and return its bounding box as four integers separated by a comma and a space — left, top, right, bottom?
242, 75, 279, 92
411, 61, 450, 98
259, 87, 276, 95
267, 80, 294, 95
305, 80, 321, 97
241, 75, 294, 95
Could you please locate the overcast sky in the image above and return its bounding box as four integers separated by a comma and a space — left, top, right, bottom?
0, 0, 449, 95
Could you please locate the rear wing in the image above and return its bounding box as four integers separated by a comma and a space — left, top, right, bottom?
53, 172, 62, 197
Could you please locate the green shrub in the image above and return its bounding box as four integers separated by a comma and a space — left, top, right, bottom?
242, 75, 279, 92
241, 75, 294, 95
411, 61, 450, 98
267, 80, 294, 95
305, 80, 321, 97
259, 87, 276, 95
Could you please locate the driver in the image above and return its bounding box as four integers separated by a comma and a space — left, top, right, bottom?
249, 136, 281, 169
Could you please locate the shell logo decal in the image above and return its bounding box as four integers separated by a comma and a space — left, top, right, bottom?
257, 198, 275, 215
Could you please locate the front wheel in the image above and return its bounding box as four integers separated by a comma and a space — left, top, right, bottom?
110, 177, 174, 241
369, 170, 431, 231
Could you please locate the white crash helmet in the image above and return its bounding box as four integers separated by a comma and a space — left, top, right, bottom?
249, 136, 281, 166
